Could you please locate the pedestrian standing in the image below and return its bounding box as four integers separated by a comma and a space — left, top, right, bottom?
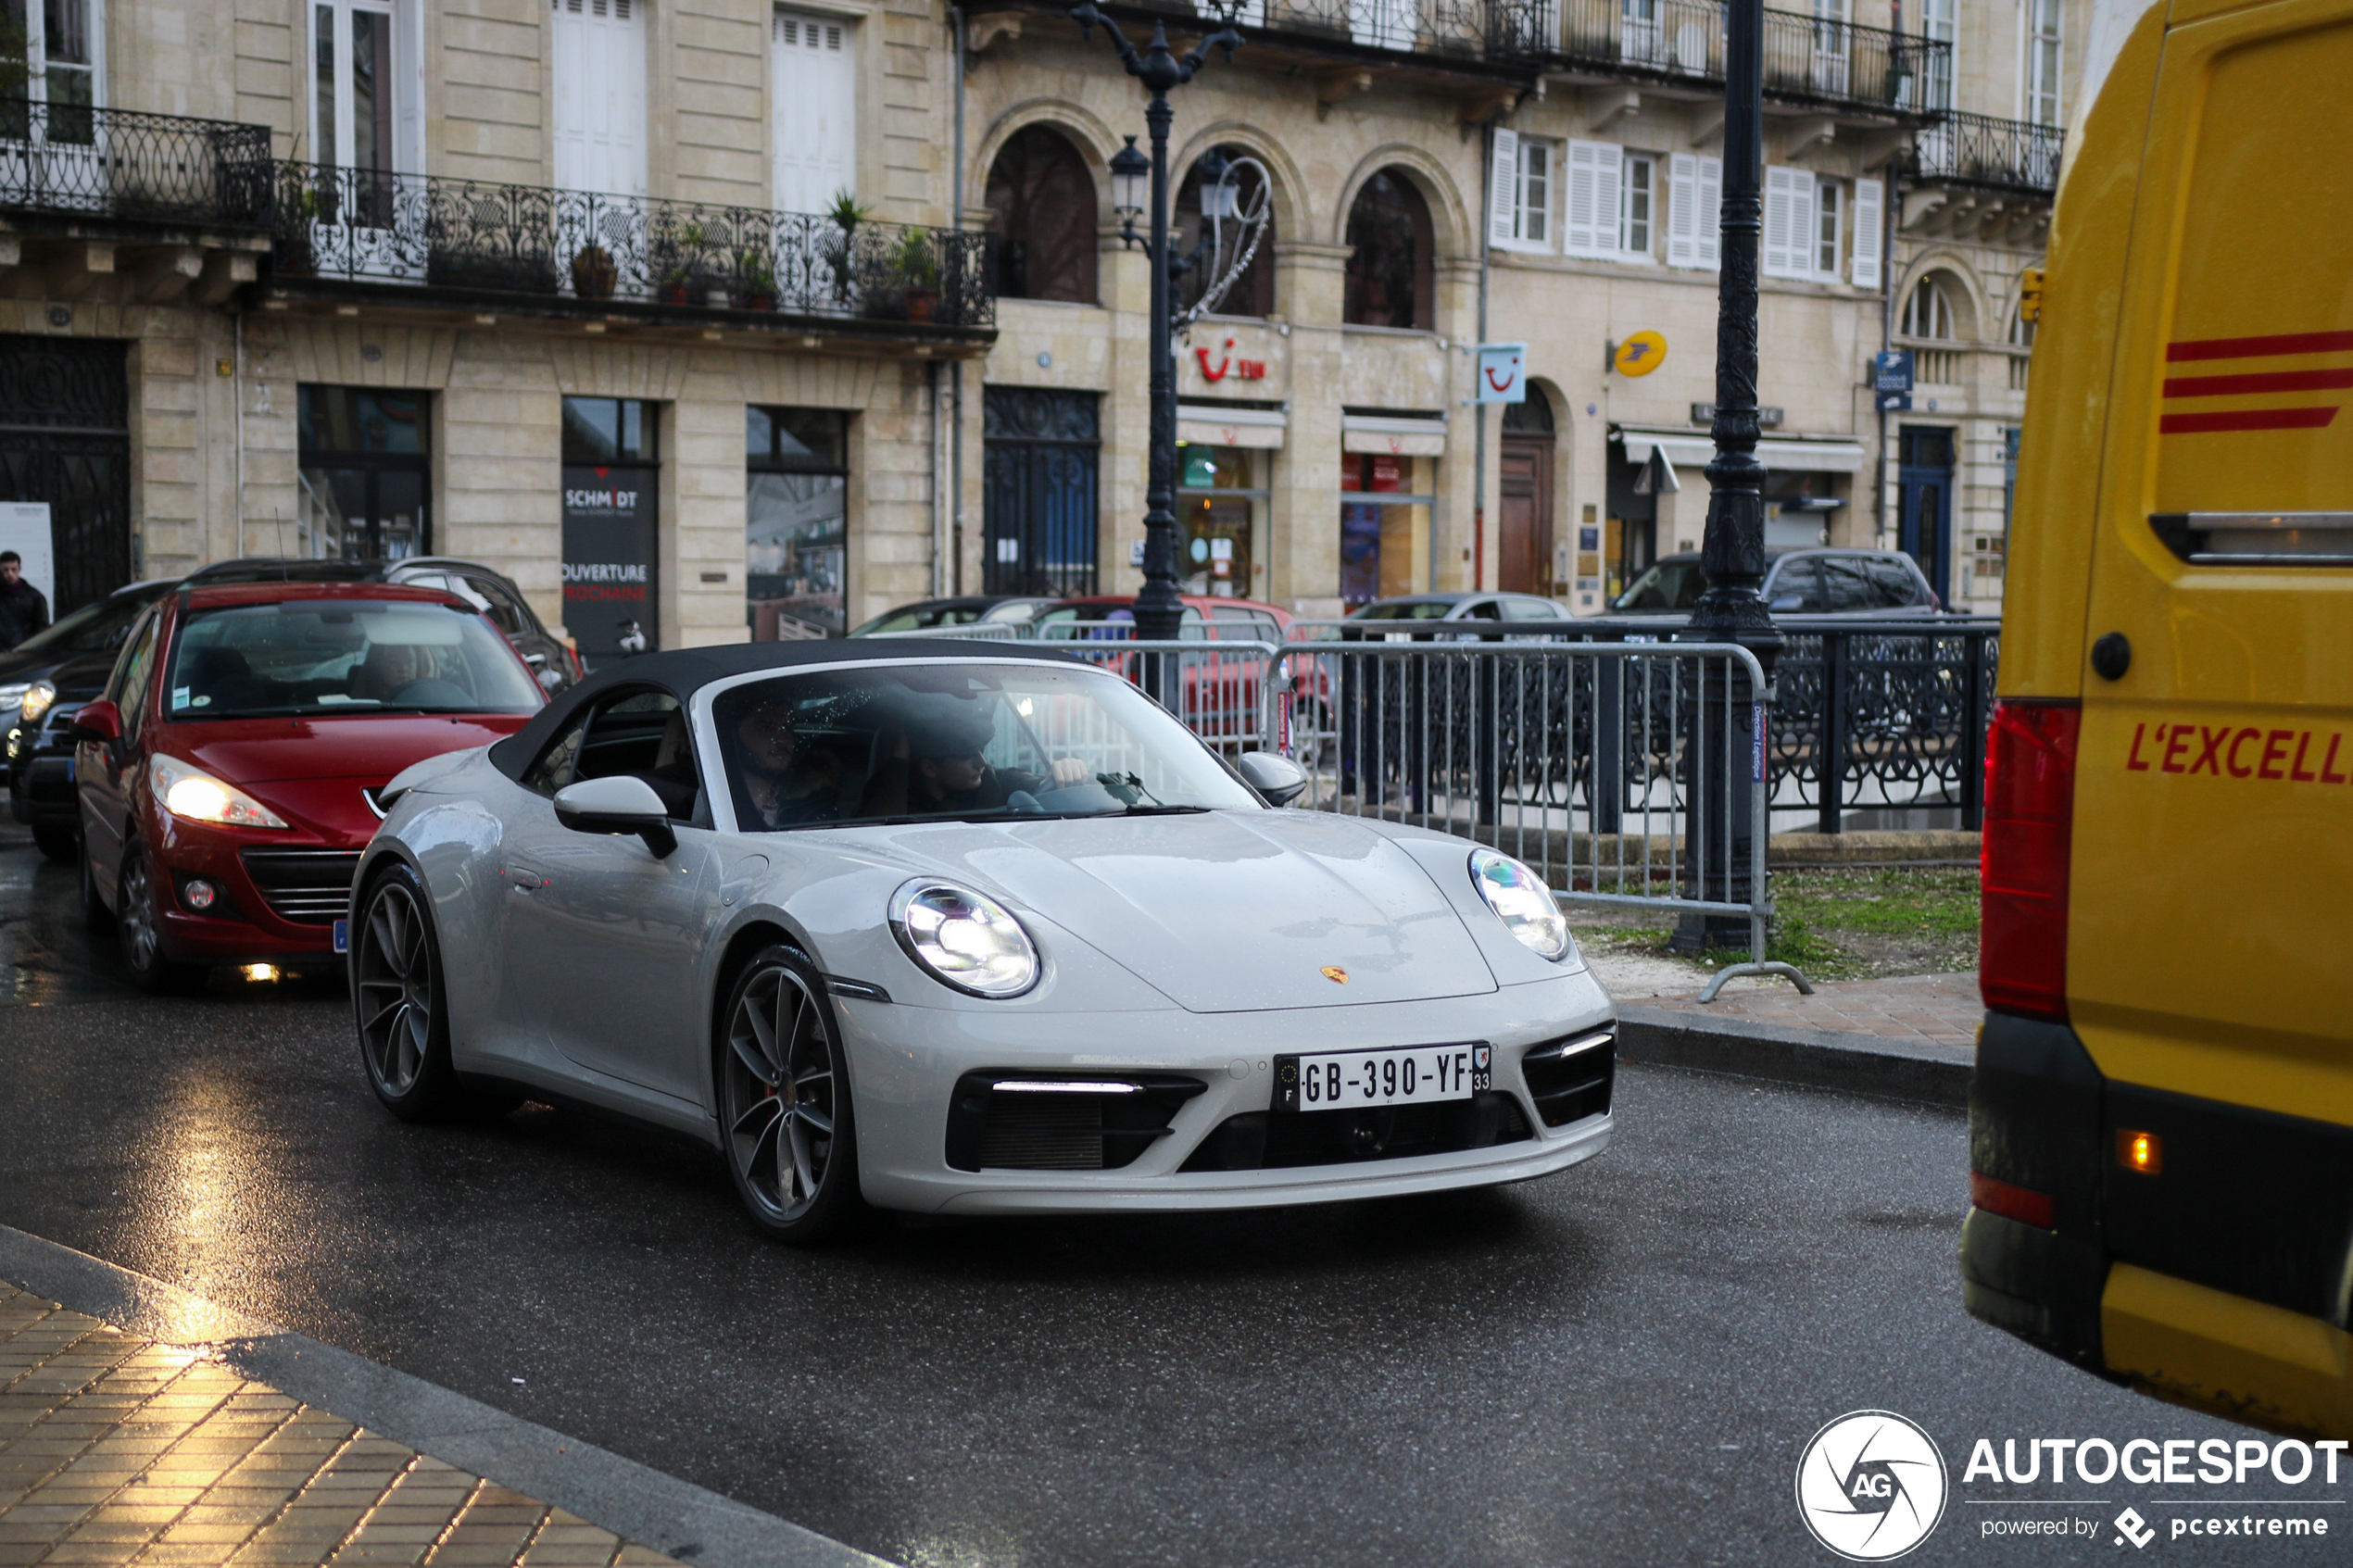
0, 552, 49, 651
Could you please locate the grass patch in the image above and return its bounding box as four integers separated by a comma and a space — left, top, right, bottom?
1573, 866, 1980, 982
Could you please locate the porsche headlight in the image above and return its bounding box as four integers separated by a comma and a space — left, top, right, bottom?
0, 682, 29, 715
1469, 848, 1572, 960
149, 753, 291, 830
889, 879, 1039, 998
20, 682, 57, 724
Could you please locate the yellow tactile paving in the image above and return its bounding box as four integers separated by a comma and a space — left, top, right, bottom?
0, 1286, 680, 1568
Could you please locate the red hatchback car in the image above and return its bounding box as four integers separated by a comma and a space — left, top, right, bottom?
70, 581, 545, 988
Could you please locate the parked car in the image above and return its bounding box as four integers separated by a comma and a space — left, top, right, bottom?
4, 580, 180, 859
350, 639, 1617, 1242
1608, 548, 1942, 618
185, 556, 584, 693
1034, 595, 1306, 749
849, 596, 1061, 636
69, 581, 547, 989
1341, 593, 1576, 639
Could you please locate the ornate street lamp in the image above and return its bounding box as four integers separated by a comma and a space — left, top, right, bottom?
1072, 4, 1241, 643
1109, 135, 1150, 243
1673, 0, 1784, 953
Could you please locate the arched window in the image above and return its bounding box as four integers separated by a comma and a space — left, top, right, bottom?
985, 126, 1098, 305
1501, 394, 1554, 434
1175, 146, 1275, 319
2008, 300, 2036, 348
1344, 169, 1434, 331
1901, 274, 1957, 340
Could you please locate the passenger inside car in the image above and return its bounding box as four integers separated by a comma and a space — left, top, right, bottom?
907, 715, 1089, 814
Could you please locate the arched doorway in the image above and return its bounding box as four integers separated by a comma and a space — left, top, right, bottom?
1498, 394, 1554, 596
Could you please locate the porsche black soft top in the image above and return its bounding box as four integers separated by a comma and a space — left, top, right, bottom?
486, 636, 1082, 781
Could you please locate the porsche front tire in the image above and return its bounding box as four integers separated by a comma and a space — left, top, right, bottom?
718, 946, 864, 1245
353, 862, 462, 1121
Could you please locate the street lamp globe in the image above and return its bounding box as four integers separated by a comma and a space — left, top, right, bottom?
1110, 135, 1150, 234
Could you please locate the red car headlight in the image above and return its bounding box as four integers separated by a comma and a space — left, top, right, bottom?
149, 753, 292, 830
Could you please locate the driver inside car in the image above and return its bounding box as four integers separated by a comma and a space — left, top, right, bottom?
734, 693, 841, 828
909, 714, 1088, 814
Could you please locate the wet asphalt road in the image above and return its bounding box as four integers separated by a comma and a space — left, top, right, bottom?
0, 822, 2316, 1568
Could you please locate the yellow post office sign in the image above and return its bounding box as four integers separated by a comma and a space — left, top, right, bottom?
1613, 332, 1667, 377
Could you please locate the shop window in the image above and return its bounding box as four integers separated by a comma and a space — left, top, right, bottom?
1338, 449, 1434, 608
1176, 146, 1275, 319
747, 407, 849, 640
560, 395, 660, 669
986, 124, 1098, 305
1176, 444, 1266, 597
296, 384, 430, 561
1343, 169, 1433, 331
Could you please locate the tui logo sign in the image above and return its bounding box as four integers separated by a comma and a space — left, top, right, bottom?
1795, 1411, 1949, 1561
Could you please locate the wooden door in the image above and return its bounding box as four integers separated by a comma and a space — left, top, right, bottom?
1498, 435, 1554, 595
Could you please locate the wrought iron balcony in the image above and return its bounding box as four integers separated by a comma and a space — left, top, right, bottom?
269, 164, 997, 331
1059, 0, 1550, 66
1905, 110, 2063, 194
1529, 0, 1951, 116
0, 97, 272, 228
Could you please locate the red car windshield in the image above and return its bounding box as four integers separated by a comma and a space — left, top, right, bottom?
165, 599, 543, 720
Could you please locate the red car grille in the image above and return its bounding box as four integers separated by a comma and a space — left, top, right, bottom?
239, 848, 365, 924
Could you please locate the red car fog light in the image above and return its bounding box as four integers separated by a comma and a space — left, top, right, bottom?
181, 877, 220, 912
1969, 1170, 2056, 1230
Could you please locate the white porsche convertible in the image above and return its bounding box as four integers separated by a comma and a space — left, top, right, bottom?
352, 641, 1617, 1241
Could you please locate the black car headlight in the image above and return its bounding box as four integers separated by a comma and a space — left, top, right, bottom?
1468, 848, 1573, 961
889, 879, 1040, 998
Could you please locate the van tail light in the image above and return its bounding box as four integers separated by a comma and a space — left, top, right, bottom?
1970, 1170, 2056, 1230
1980, 698, 2080, 1021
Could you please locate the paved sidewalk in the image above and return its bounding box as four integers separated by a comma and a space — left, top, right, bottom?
0, 1285, 677, 1568
1609, 972, 1981, 1108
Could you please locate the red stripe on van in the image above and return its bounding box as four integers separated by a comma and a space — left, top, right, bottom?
2158, 408, 2340, 433
2166, 331, 2353, 362
2163, 369, 2353, 397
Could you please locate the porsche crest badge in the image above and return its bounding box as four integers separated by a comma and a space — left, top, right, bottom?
1320, 966, 1349, 984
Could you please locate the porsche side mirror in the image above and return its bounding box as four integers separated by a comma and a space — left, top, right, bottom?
553, 775, 677, 857
1237, 750, 1307, 808
68, 699, 120, 744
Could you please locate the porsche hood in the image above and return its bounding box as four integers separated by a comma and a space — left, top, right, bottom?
860, 810, 1499, 1013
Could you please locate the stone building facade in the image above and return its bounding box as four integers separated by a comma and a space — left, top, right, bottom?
0, 0, 2080, 639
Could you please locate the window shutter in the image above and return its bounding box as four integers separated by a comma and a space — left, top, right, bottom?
1666, 154, 1698, 267
1696, 156, 1721, 268
1851, 177, 1883, 289
1791, 169, 1816, 278
1564, 140, 1600, 254
1489, 127, 1520, 248
1593, 142, 1623, 255
1763, 167, 1814, 278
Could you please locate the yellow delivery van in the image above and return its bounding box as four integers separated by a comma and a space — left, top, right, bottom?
1960, 0, 2353, 1437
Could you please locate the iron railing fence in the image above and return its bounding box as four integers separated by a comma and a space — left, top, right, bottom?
1906, 110, 2064, 194
1114, 0, 1551, 59
1532, 0, 1948, 115
0, 97, 272, 226
269, 164, 997, 327
1767, 618, 1999, 834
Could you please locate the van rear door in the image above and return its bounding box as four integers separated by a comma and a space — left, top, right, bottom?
2070, 0, 2353, 1122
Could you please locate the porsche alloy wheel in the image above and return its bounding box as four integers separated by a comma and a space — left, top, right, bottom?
355, 864, 459, 1119
720, 947, 862, 1243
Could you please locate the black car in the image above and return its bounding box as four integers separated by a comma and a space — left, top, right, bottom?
184, 556, 582, 692
849, 596, 1061, 636
1608, 548, 1942, 618
4, 580, 179, 859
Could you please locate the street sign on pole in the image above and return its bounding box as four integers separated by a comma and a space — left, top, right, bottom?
1872, 349, 1915, 394
1474, 343, 1527, 403
1876, 391, 1914, 413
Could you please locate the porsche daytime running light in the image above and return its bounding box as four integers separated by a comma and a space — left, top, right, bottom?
19, 681, 55, 724
889, 879, 1039, 997
150, 753, 291, 830
1469, 847, 1572, 960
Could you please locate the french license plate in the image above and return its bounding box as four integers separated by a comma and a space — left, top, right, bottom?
1275, 1043, 1490, 1113
332, 919, 349, 955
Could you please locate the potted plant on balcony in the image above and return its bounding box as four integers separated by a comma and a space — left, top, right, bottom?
654, 220, 714, 306
895, 229, 941, 323
273, 180, 321, 277
736, 247, 777, 311
824, 190, 873, 309
572, 243, 618, 300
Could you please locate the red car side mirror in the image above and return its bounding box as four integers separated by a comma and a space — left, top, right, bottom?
69, 699, 121, 743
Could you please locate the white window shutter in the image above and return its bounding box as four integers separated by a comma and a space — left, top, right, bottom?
1791, 170, 1816, 278
1851, 177, 1883, 289
1667, 154, 1698, 268
1763, 167, 1804, 277
1696, 157, 1721, 269
1489, 128, 1519, 249
1593, 142, 1623, 256
1564, 140, 1602, 254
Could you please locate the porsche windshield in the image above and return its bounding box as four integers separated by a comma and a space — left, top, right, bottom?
165, 600, 545, 720
711, 662, 1260, 830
